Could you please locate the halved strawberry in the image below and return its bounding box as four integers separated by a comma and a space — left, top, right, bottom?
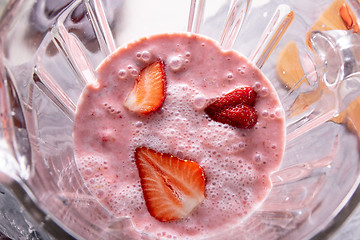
205, 86, 258, 129
135, 147, 206, 222
219, 105, 257, 129
124, 60, 166, 114
205, 86, 256, 115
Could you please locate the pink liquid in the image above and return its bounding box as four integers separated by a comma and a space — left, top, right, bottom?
73, 33, 285, 239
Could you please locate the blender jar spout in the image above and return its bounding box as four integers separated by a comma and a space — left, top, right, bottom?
310, 30, 360, 87
285, 30, 360, 142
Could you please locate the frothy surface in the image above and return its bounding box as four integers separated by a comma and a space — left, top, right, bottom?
73, 33, 285, 239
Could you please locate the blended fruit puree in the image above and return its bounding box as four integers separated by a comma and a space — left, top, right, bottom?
73, 32, 285, 239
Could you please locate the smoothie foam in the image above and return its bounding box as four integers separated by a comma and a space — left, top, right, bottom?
73, 32, 285, 239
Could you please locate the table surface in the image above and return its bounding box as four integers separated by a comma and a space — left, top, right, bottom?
0, 0, 359, 239
330, 205, 360, 240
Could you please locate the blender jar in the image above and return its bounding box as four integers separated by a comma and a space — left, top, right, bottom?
1, 0, 360, 239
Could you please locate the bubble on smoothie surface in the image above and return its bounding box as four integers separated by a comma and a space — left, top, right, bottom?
141, 51, 151, 61
193, 93, 207, 110
259, 86, 269, 97
253, 82, 262, 91
130, 68, 139, 77
254, 152, 262, 163
261, 110, 269, 118
168, 55, 184, 71
118, 69, 127, 79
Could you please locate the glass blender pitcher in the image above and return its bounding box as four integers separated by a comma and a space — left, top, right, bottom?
1, 0, 360, 239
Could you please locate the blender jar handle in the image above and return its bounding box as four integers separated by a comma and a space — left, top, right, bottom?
0, 41, 80, 240
0, 66, 31, 182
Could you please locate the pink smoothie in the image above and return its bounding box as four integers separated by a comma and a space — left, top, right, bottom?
73, 32, 285, 239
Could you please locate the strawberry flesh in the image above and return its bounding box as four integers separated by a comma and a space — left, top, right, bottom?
205, 86, 256, 113
205, 87, 258, 129
220, 105, 257, 129
124, 60, 166, 114
135, 147, 206, 222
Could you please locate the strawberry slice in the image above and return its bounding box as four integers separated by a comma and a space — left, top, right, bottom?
124, 60, 166, 114
205, 86, 258, 129
135, 147, 206, 222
